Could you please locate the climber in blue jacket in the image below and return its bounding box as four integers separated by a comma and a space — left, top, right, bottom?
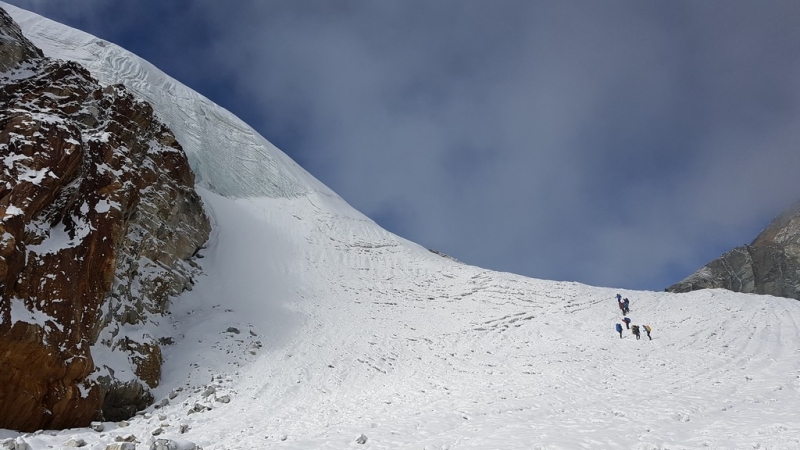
615, 323, 623, 338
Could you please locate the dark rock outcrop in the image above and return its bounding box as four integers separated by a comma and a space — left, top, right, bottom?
0, 8, 210, 431
667, 201, 800, 299
0, 8, 42, 71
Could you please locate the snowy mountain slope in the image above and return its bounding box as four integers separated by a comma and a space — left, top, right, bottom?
2, 4, 800, 449
3, 189, 800, 449
1, 2, 332, 200
165, 191, 800, 449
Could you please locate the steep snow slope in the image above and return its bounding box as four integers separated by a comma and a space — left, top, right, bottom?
172, 192, 800, 449
1, 2, 331, 200
3, 4, 800, 449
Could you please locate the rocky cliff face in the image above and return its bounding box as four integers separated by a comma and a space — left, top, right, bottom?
667, 201, 800, 300
0, 8, 211, 431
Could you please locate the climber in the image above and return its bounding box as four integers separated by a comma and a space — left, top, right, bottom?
622, 316, 631, 329
631, 324, 641, 340
643, 324, 652, 340
615, 323, 623, 338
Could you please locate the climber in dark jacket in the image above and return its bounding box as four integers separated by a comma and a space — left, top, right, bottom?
622, 317, 631, 329
615, 323, 623, 338
622, 298, 630, 314
631, 325, 641, 340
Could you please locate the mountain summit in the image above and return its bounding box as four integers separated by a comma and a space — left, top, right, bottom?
667, 201, 800, 299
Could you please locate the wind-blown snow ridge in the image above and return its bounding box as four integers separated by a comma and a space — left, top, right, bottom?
1, 2, 333, 200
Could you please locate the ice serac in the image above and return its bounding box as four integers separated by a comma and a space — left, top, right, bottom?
0, 8, 210, 431
667, 201, 800, 299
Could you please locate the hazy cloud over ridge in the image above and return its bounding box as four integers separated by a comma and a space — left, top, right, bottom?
7, 0, 800, 290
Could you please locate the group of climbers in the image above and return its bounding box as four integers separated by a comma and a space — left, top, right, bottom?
614, 293, 652, 340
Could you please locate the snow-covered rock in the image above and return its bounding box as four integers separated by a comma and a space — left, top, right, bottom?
0, 438, 29, 450
104, 444, 135, 450
61, 438, 86, 447
0, 7, 209, 431
149, 439, 197, 450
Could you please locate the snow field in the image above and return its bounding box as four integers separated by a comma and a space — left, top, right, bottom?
145, 191, 800, 449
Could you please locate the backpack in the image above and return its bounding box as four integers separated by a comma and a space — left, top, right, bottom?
644, 325, 651, 333
631, 325, 639, 333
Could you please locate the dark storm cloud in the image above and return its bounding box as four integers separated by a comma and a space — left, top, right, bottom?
7, 0, 800, 290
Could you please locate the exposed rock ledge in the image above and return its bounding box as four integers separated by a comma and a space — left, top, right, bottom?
0, 8, 211, 431
667, 201, 800, 300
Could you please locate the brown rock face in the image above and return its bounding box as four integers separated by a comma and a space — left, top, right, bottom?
667, 201, 800, 299
0, 9, 210, 431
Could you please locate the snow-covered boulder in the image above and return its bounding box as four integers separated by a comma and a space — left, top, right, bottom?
105, 444, 135, 450
149, 439, 198, 450
62, 438, 87, 447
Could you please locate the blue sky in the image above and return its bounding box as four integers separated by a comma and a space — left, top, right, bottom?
6, 0, 800, 291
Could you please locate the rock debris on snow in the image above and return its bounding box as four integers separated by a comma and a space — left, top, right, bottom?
201, 386, 215, 397
61, 438, 86, 447
113, 435, 136, 443
105, 444, 135, 450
